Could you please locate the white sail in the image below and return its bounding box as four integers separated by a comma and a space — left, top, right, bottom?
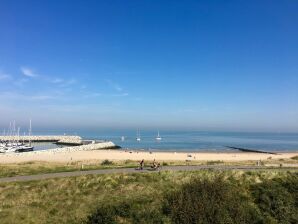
136, 129, 141, 141
156, 130, 162, 141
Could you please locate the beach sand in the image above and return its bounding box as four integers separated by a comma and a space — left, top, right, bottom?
0, 149, 297, 164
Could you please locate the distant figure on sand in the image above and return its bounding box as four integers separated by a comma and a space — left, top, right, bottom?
139, 159, 144, 170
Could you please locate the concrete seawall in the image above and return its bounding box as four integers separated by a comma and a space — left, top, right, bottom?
50, 141, 119, 152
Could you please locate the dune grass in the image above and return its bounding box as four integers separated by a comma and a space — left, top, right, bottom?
0, 157, 297, 178
0, 171, 191, 223
0, 160, 138, 178
0, 170, 297, 224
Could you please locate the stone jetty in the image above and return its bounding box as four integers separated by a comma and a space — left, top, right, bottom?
47, 141, 119, 152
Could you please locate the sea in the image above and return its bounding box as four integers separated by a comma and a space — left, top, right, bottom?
31, 130, 298, 152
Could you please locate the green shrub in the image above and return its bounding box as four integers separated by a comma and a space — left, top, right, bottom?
85, 199, 165, 224
101, 160, 114, 166
251, 173, 298, 223
85, 204, 116, 224
280, 173, 298, 207
163, 175, 261, 224
206, 160, 224, 165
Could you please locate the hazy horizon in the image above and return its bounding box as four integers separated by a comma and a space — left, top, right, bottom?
1, 0, 298, 132
1, 122, 298, 134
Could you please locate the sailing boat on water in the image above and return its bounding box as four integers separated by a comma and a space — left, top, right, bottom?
136, 129, 141, 142
156, 130, 162, 141
16, 119, 34, 152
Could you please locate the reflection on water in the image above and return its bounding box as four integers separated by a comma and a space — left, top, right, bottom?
32, 142, 65, 151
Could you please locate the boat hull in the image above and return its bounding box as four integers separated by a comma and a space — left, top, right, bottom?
16, 147, 34, 152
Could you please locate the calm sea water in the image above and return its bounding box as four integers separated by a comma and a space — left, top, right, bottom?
33, 130, 298, 152
31, 142, 65, 151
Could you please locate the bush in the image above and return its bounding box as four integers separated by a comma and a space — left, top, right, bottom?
163, 175, 261, 224
251, 173, 298, 223
101, 160, 114, 166
206, 160, 224, 165
85, 199, 165, 224
280, 173, 298, 207
85, 204, 116, 224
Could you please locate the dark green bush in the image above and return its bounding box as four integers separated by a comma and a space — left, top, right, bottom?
163, 175, 261, 224
251, 173, 298, 224
101, 160, 114, 166
85, 204, 116, 224
85, 198, 165, 224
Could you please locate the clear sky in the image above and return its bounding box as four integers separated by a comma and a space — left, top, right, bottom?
0, 0, 297, 132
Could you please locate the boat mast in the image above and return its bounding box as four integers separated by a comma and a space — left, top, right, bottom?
17, 127, 20, 145
29, 119, 32, 147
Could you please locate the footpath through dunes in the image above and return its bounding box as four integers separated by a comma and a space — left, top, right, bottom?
0, 165, 297, 183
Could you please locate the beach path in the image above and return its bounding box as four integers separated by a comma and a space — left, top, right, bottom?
0, 165, 297, 183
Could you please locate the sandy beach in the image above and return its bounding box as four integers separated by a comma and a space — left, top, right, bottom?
0, 148, 297, 164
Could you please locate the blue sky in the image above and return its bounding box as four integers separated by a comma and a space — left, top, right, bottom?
0, 0, 297, 131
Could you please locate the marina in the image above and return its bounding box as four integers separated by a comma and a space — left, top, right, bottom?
0, 135, 119, 153
0, 120, 34, 153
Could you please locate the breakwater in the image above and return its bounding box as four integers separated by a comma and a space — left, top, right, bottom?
226, 146, 278, 155
48, 141, 119, 152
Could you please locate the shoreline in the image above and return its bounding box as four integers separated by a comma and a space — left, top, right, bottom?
121, 148, 298, 153
0, 147, 297, 164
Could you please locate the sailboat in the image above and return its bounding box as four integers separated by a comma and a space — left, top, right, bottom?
16, 120, 34, 152
136, 129, 141, 142
156, 130, 162, 141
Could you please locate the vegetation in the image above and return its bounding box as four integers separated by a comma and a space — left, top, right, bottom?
0, 170, 187, 223
163, 175, 260, 224
206, 160, 224, 165
0, 165, 297, 223
0, 160, 138, 178
85, 172, 298, 224
251, 174, 298, 223
1, 157, 297, 178
101, 160, 114, 166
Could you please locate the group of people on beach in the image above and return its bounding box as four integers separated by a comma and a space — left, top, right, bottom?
139, 159, 160, 170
